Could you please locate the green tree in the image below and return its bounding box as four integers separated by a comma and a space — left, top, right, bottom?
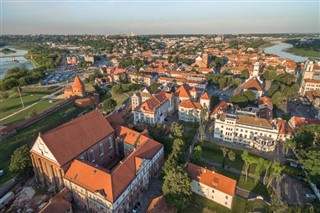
150, 82, 158, 93
9, 145, 32, 177
210, 95, 220, 110
162, 154, 178, 175
284, 139, 296, 155
301, 151, 320, 177
270, 193, 289, 213
268, 84, 279, 97
29, 110, 37, 118
241, 150, 256, 182
243, 90, 256, 102
221, 147, 229, 168
271, 91, 283, 108
267, 162, 285, 187
240, 69, 249, 79
228, 150, 236, 162
192, 145, 202, 163
170, 122, 184, 138
162, 166, 192, 210
103, 99, 117, 112
254, 157, 265, 184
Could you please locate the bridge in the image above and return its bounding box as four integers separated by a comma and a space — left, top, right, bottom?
0, 54, 26, 59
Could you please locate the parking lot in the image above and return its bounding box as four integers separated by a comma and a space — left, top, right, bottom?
42, 71, 76, 85
287, 98, 317, 118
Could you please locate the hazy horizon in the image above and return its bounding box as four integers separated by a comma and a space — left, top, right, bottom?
2, 0, 320, 35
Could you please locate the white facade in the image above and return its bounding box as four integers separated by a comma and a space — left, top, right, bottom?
191, 180, 234, 209
213, 114, 278, 152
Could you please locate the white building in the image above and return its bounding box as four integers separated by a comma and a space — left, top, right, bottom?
213, 107, 278, 152
187, 163, 237, 209
133, 90, 174, 125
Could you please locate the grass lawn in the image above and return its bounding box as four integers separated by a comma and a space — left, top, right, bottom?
0, 104, 90, 184
0, 86, 60, 121
286, 47, 320, 58
201, 141, 257, 174
1, 99, 64, 126
179, 194, 270, 213
110, 89, 139, 108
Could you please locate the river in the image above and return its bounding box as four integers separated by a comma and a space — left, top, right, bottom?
263, 41, 308, 62
0, 46, 34, 79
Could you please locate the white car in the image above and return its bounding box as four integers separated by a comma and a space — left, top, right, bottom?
306, 194, 316, 199
0, 170, 4, 177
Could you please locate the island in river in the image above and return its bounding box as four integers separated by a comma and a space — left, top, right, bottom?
0, 48, 17, 54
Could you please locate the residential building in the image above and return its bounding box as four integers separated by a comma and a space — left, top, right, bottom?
300, 79, 320, 95
187, 163, 237, 209
175, 84, 210, 122
133, 90, 174, 125
242, 77, 263, 99
39, 188, 72, 213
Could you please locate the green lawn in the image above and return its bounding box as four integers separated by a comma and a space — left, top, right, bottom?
0, 104, 90, 184
179, 194, 270, 213
201, 141, 257, 174
110, 88, 139, 108
286, 47, 320, 58
0, 86, 60, 121
1, 99, 64, 126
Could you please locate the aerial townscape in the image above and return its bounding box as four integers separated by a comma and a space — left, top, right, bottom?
0, 1, 319, 213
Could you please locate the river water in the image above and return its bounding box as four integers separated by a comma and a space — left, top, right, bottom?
263, 41, 308, 63
0, 46, 34, 79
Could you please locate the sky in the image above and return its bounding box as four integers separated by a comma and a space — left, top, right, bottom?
1, 0, 320, 35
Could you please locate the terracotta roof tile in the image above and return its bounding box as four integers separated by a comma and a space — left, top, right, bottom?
243, 78, 263, 91
187, 163, 237, 196
72, 75, 84, 89
40, 110, 114, 166
147, 196, 175, 213
210, 100, 228, 117
179, 100, 202, 110
175, 83, 192, 98
200, 92, 210, 100
259, 96, 273, 106
237, 115, 273, 129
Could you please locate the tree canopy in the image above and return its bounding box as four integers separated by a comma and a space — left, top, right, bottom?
9, 145, 32, 177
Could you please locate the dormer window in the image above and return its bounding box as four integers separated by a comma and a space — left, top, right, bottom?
89, 150, 95, 162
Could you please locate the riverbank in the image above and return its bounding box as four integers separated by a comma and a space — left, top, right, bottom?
286, 47, 320, 58
263, 42, 308, 62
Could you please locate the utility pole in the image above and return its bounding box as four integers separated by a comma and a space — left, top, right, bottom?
17, 86, 24, 108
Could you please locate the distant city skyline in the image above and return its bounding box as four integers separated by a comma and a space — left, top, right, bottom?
2, 0, 320, 35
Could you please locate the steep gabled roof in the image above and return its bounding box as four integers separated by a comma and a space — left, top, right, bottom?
175, 83, 192, 98
243, 77, 263, 91
40, 110, 114, 166
187, 163, 237, 196
200, 92, 210, 100
72, 75, 84, 89
179, 100, 202, 110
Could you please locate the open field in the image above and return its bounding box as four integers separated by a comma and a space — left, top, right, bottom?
179, 194, 270, 213
0, 104, 90, 184
286, 47, 320, 58
1, 99, 64, 126
0, 86, 60, 121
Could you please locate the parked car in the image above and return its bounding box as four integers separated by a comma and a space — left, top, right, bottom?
0, 170, 3, 177
0, 191, 15, 210
132, 202, 141, 213
306, 194, 316, 199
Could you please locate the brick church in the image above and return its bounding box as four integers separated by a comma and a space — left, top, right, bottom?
64, 75, 86, 98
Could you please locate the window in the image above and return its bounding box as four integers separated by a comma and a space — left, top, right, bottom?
225, 202, 228, 205
226, 195, 228, 199
89, 149, 95, 162
99, 143, 104, 156
108, 136, 113, 149
212, 189, 215, 193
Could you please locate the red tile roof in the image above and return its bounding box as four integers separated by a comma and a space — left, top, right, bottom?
243, 78, 263, 91
259, 96, 273, 106
65, 137, 163, 202
175, 83, 192, 98
40, 110, 114, 166
277, 118, 293, 136
179, 100, 202, 110
187, 163, 237, 196
72, 75, 84, 89
147, 196, 176, 213
200, 92, 210, 100
210, 100, 228, 117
